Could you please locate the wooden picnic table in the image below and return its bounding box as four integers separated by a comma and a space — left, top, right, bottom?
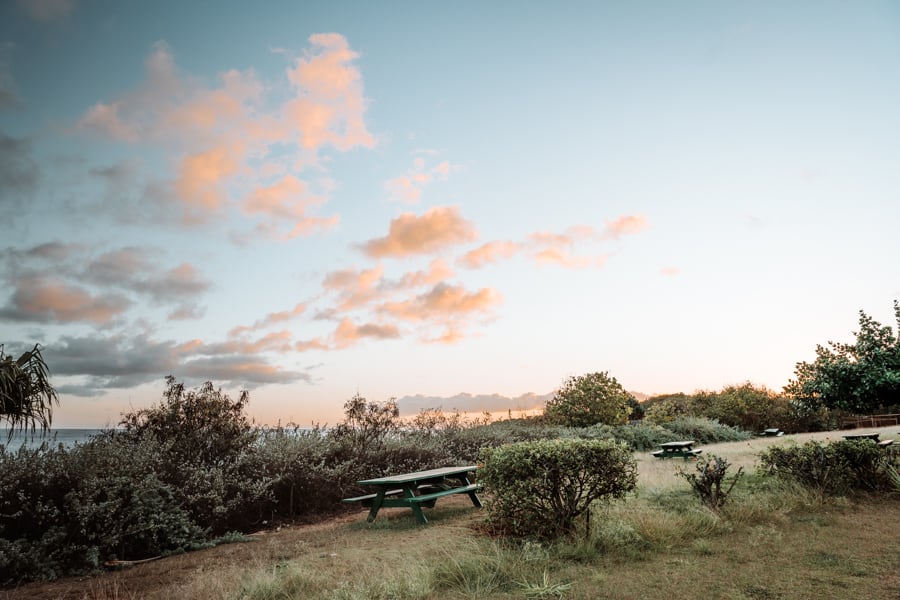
843, 433, 880, 441
342, 465, 482, 524
652, 440, 703, 460
760, 428, 784, 437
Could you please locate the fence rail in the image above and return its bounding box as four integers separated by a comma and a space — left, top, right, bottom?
841, 414, 900, 429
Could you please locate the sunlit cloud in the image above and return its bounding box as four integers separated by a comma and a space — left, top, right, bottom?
533, 247, 608, 269
332, 318, 400, 348
243, 174, 338, 239
381, 282, 501, 322
228, 303, 308, 337
603, 214, 648, 239
0, 275, 131, 324
361, 206, 478, 258
75, 34, 374, 237
322, 264, 384, 310
457, 241, 521, 269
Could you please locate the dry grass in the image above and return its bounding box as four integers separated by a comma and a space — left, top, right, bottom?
5, 426, 899, 600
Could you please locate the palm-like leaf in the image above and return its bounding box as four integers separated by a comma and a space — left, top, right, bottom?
0, 343, 59, 441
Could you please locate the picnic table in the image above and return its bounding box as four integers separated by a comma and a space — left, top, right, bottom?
652, 440, 702, 460
843, 432, 894, 447
342, 465, 482, 524
760, 428, 784, 437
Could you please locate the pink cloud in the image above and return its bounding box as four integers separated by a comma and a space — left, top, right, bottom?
361, 206, 478, 258
78, 102, 140, 141
457, 241, 521, 269
660, 266, 681, 276
6, 276, 130, 324
333, 318, 400, 348
175, 143, 242, 221
228, 303, 308, 337
322, 264, 384, 310
604, 214, 648, 239
533, 248, 608, 269
381, 282, 501, 322
243, 175, 338, 238
384, 157, 458, 204
18, 0, 73, 22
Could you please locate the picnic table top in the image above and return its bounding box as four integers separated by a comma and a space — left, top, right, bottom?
659, 440, 695, 449
358, 465, 478, 486
843, 433, 880, 441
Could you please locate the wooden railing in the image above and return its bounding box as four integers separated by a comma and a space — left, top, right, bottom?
841, 413, 900, 429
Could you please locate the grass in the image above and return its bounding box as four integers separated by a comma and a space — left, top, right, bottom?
8, 426, 899, 600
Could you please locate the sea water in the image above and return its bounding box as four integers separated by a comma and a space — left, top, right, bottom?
0, 429, 104, 450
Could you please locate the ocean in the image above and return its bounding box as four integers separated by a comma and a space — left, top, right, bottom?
0, 429, 105, 451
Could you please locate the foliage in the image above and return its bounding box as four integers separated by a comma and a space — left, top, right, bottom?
677, 454, 744, 512
758, 439, 893, 496
544, 372, 633, 427
641, 393, 692, 424
662, 416, 751, 445
0, 343, 58, 440
785, 301, 900, 415
0, 436, 204, 585
330, 393, 400, 450
478, 438, 637, 539
120, 375, 255, 467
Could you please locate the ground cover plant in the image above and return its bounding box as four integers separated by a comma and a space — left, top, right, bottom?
7, 428, 897, 600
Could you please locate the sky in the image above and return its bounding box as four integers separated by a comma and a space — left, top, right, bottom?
1, 0, 899, 428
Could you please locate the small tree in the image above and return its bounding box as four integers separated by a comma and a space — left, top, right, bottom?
0, 344, 58, 441
677, 454, 743, 512
544, 372, 632, 427
479, 438, 637, 539
330, 393, 400, 449
785, 301, 900, 415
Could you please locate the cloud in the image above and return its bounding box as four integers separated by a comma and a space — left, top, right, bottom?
384, 158, 456, 204
285, 33, 375, 151
17, 0, 74, 22
0, 46, 21, 111
42, 331, 311, 395
1, 243, 210, 326
457, 241, 521, 269
228, 303, 308, 337
322, 264, 384, 310
75, 35, 374, 236
361, 206, 478, 258
332, 318, 400, 348
243, 174, 338, 238
0, 276, 130, 324
660, 266, 681, 276
603, 214, 648, 239
533, 247, 608, 269
381, 282, 501, 322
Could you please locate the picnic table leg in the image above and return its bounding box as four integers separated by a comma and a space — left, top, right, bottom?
462, 475, 483, 508
403, 487, 429, 524
365, 489, 387, 523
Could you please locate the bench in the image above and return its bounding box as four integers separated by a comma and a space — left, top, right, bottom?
652, 448, 702, 460
878, 439, 894, 448
342, 489, 404, 507
407, 483, 482, 507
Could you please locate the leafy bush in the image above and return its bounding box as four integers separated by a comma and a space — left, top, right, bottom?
478, 438, 637, 539
544, 372, 633, 427
758, 439, 892, 496
663, 416, 751, 445
677, 454, 744, 512
0, 436, 204, 585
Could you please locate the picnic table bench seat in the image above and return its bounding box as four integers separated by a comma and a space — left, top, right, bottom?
407, 483, 482, 506
342, 489, 405, 507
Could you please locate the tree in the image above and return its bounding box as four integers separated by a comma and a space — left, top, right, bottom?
0, 344, 58, 440
785, 301, 900, 415
544, 371, 633, 427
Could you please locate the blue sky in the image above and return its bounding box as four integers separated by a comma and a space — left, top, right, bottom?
2, 1, 899, 427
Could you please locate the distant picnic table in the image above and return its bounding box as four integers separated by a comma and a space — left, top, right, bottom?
760, 428, 784, 437
843, 432, 894, 447
342, 465, 482, 524
652, 440, 702, 460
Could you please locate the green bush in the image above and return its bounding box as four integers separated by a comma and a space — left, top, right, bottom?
544, 372, 633, 427
758, 439, 892, 496
478, 438, 637, 540
0, 436, 204, 585
663, 416, 751, 445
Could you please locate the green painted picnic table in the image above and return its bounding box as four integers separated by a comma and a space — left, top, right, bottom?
342, 465, 482, 524
652, 440, 702, 460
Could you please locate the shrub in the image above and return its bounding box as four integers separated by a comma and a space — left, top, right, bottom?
758, 439, 891, 496
663, 416, 751, 445
677, 454, 744, 512
478, 438, 637, 539
544, 372, 633, 427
